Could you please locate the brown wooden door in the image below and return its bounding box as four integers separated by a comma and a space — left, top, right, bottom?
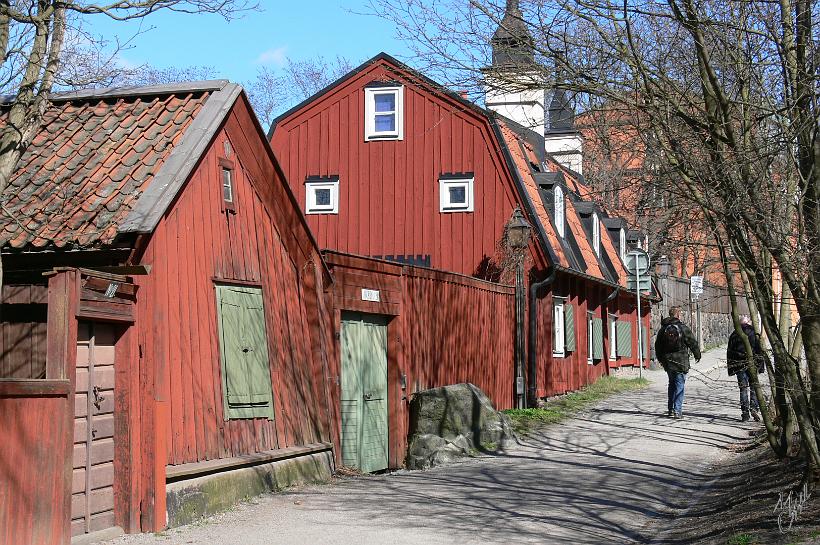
71, 322, 119, 537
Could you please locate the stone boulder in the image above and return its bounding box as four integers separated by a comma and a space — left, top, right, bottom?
405, 383, 513, 470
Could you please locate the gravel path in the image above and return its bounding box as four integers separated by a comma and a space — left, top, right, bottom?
102, 347, 755, 545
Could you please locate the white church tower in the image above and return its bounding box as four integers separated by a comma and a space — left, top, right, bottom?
484, 0, 584, 174
483, 0, 546, 136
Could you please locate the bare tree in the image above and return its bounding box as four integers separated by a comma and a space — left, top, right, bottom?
0, 0, 252, 288
246, 55, 355, 127
371, 0, 820, 481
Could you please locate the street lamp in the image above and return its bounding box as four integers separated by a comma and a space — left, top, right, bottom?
506, 208, 532, 250
505, 208, 531, 409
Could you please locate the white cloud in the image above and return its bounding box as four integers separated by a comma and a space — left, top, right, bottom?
255, 46, 288, 67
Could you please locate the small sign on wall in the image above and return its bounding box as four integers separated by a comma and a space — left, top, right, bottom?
361, 289, 381, 302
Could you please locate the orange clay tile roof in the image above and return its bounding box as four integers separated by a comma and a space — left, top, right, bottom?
497, 121, 568, 268
496, 118, 634, 285
1, 85, 223, 249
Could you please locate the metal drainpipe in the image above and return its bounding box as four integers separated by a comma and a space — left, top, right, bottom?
527, 266, 557, 407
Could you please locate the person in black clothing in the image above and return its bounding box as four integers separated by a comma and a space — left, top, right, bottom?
655, 306, 701, 419
726, 315, 765, 422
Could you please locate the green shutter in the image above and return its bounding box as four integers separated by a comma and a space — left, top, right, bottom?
592, 318, 603, 360
564, 304, 576, 352
217, 286, 275, 420
617, 320, 633, 358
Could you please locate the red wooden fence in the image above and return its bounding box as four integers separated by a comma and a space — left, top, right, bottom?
0, 380, 73, 545
401, 267, 516, 409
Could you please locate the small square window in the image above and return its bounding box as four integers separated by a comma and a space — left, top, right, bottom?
305, 178, 339, 214
439, 177, 474, 212
222, 168, 234, 203
365, 86, 403, 141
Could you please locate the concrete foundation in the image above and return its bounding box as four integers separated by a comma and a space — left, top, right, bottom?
166, 449, 334, 528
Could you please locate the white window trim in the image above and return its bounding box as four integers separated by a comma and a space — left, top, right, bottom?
554, 186, 565, 238
587, 312, 594, 364
364, 86, 404, 141
592, 212, 601, 256
553, 299, 566, 357
305, 179, 339, 214
609, 314, 618, 360
439, 177, 474, 213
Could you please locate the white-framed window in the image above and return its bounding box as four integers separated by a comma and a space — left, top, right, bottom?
222, 167, 234, 204
364, 86, 404, 141
609, 314, 618, 360
587, 312, 595, 364
305, 177, 339, 214
554, 186, 565, 237
553, 298, 566, 357
439, 176, 474, 212
619, 228, 627, 261
592, 212, 601, 256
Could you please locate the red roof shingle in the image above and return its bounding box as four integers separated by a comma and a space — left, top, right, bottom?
1, 91, 210, 249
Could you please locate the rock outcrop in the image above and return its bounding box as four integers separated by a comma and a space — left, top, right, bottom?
405, 383, 513, 470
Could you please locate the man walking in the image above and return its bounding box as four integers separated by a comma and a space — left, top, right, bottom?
726, 315, 765, 422
655, 306, 701, 419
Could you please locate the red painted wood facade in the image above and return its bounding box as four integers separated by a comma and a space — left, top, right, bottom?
322, 251, 516, 469
270, 54, 652, 402
129, 93, 334, 529
269, 58, 547, 277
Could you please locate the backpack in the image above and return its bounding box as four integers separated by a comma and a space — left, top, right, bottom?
659, 323, 684, 354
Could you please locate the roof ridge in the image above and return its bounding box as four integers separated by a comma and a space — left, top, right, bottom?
1, 80, 231, 105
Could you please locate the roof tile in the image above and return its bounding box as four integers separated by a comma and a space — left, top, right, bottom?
0, 90, 211, 249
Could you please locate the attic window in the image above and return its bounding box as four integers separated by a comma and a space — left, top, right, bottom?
593, 212, 601, 256
439, 175, 474, 213
222, 168, 233, 203
305, 176, 339, 214
554, 186, 565, 237
365, 86, 404, 141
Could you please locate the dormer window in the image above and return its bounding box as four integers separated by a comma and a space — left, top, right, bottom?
554, 186, 565, 237
619, 228, 626, 261
592, 212, 601, 256
365, 86, 404, 141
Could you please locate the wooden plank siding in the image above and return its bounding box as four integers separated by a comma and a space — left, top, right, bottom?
323, 252, 515, 469
0, 284, 48, 379
270, 60, 542, 278
0, 380, 73, 545
133, 94, 333, 484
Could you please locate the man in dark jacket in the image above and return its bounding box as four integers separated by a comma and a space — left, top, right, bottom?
727, 315, 764, 422
655, 306, 701, 419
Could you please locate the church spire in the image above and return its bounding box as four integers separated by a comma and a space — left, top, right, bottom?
491, 0, 534, 67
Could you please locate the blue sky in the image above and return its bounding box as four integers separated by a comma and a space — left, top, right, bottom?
83, 0, 412, 85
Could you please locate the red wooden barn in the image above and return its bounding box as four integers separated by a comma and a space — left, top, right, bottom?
268, 52, 654, 405
0, 81, 337, 542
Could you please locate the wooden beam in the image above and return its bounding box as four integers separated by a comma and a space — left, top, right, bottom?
165, 442, 333, 481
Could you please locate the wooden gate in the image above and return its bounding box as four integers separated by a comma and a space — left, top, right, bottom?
340, 312, 388, 473
71, 322, 119, 537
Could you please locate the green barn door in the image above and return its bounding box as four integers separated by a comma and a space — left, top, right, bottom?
340, 312, 388, 473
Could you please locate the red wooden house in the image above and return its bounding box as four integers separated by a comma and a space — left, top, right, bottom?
268, 52, 652, 403
0, 81, 336, 542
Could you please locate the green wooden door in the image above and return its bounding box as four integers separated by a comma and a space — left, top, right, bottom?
341, 312, 388, 473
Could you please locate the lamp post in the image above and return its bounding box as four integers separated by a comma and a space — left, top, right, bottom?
506, 208, 532, 409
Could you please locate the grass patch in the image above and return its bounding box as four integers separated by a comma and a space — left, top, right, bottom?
727, 533, 756, 545
502, 376, 649, 434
